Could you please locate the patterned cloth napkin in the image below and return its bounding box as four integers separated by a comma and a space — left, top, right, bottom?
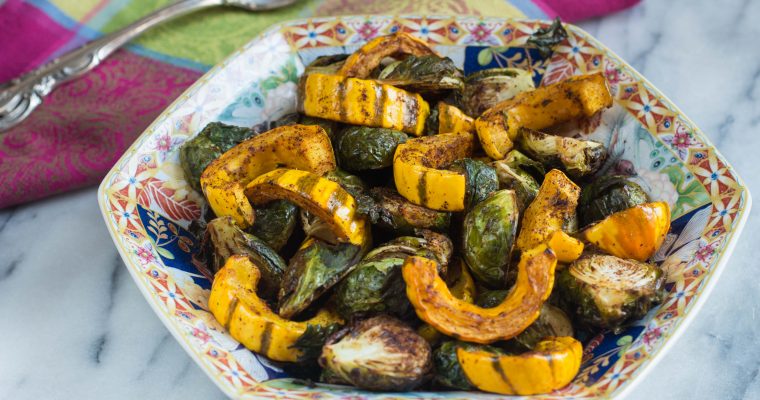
0, 0, 639, 208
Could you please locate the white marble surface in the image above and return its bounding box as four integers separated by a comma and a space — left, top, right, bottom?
1, 0, 758, 398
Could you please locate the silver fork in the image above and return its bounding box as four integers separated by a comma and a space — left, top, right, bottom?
0, 0, 296, 132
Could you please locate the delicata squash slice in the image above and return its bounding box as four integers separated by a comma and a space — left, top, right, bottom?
402, 243, 558, 344
200, 125, 336, 228
338, 32, 438, 78
517, 169, 581, 251
457, 336, 583, 395
475, 72, 613, 160
245, 168, 368, 246
209, 255, 342, 362
393, 132, 475, 211
299, 73, 430, 136
437, 102, 475, 134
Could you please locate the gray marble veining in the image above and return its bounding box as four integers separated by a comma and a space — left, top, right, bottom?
0, 0, 758, 398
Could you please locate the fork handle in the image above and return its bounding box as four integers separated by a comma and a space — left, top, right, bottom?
0, 0, 222, 132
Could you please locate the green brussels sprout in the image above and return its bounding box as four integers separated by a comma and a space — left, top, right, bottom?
319, 315, 433, 391
527, 17, 568, 58
462, 190, 519, 288
475, 289, 509, 308
491, 150, 544, 210
578, 175, 650, 227
556, 253, 665, 333
447, 158, 499, 210
462, 68, 535, 116
278, 238, 368, 319
424, 104, 440, 136
202, 216, 286, 300
325, 169, 380, 223
370, 187, 451, 235
335, 126, 408, 171
513, 304, 574, 350
433, 341, 506, 390
518, 128, 607, 178
179, 122, 255, 191
290, 323, 342, 364
248, 200, 298, 251
303, 54, 348, 76
377, 55, 464, 93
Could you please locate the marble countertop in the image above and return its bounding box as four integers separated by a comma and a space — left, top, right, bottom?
1, 0, 758, 398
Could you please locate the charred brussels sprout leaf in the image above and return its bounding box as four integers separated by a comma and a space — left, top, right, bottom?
377, 55, 464, 93
319, 315, 433, 391
462, 68, 535, 116
203, 217, 286, 300
527, 17, 569, 58
425, 104, 440, 136
556, 253, 665, 333
578, 175, 650, 227
433, 341, 506, 390
290, 323, 342, 364
324, 169, 380, 223
462, 190, 519, 288
491, 150, 544, 210
179, 122, 255, 191
448, 158, 499, 210
335, 126, 408, 171
303, 54, 348, 76
518, 128, 607, 178
370, 187, 451, 235
278, 238, 367, 319
513, 304, 574, 350
475, 289, 509, 308
248, 200, 298, 251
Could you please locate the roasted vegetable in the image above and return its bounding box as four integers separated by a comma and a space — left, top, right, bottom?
457, 336, 582, 395
319, 315, 433, 391
393, 132, 476, 211
438, 102, 475, 134
403, 244, 557, 343
518, 128, 607, 178
513, 304, 574, 350
180, 122, 254, 191
516, 169, 580, 252
462, 68, 534, 116
578, 175, 650, 227
299, 73, 430, 136
434, 341, 505, 390
245, 168, 368, 246
278, 237, 368, 319
208, 256, 342, 362
547, 230, 585, 264
248, 200, 298, 251
556, 253, 665, 331
200, 125, 336, 228
582, 202, 671, 262
335, 126, 408, 171
203, 216, 286, 300
491, 150, 544, 210
462, 190, 519, 287
370, 187, 451, 234
324, 169, 380, 223
447, 158, 499, 210
304, 54, 348, 76
419, 259, 478, 345
527, 18, 569, 58
377, 55, 464, 93
290, 323, 343, 364
475, 72, 613, 160
338, 32, 438, 78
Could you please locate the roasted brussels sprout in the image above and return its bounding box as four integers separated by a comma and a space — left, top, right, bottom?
303, 54, 348, 76
527, 17, 568, 58
578, 175, 650, 227
179, 122, 255, 191
513, 303, 574, 350
462, 190, 519, 288
433, 341, 505, 390
248, 200, 298, 251
324, 169, 380, 223
290, 323, 342, 364
491, 149, 544, 210
335, 126, 408, 171
447, 158, 499, 210
475, 289, 509, 308
556, 253, 665, 332
518, 128, 607, 178
278, 238, 368, 319
462, 68, 535, 116
370, 187, 451, 234
202, 217, 286, 300
377, 55, 464, 93
319, 315, 433, 391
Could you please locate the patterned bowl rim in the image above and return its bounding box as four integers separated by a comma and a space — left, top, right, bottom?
98, 15, 752, 399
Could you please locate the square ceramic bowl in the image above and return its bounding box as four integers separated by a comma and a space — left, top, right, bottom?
98, 15, 751, 399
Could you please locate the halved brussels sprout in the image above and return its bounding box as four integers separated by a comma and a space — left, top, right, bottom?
248, 200, 298, 251
475, 289, 509, 308
202, 216, 286, 300
462, 68, 535, 116
377, 55, 464, 93
513, 303, 574, 350
556, 253, 665, 332
578, 175, 650, 227
491, 149, 545, 210
433, 341, 505, 390
303, 54, 348, 76
179, 122, 255, 191
527, 17, 569, 58
319, 315, 432, 391
370, 187, 451, 235
335, 126, 408, 171
462, 190, 519, 288
518, 128, 607, 178
447, 158, 499, 210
